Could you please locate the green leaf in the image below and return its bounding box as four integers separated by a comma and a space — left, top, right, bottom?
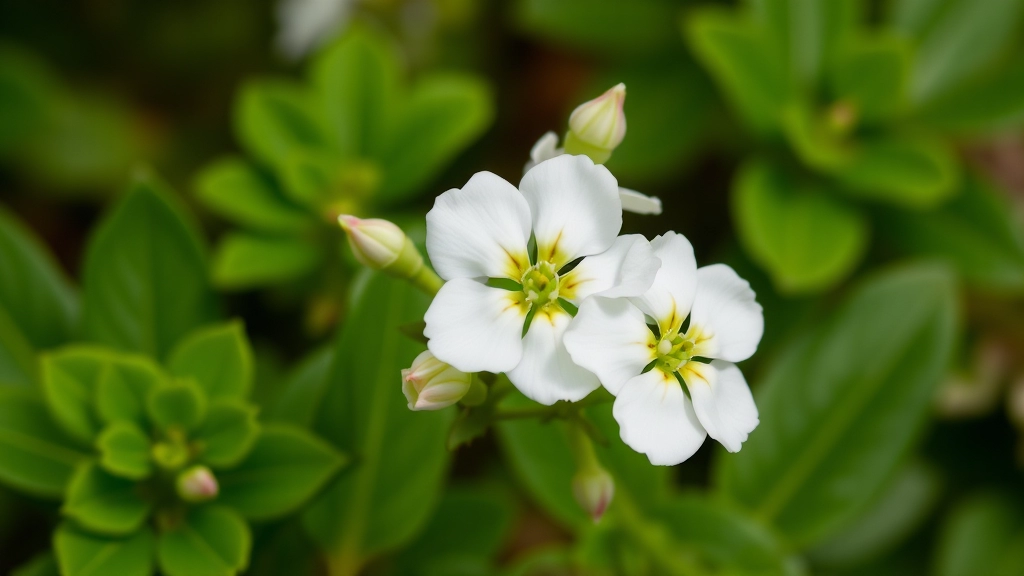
915, 57, 1024, 134
267, 347, 333, 427
0, 204, 78, 348
733, 160, 868, 294
0, 44, 57, 158
828, 36, 911, 122
54, 523, 154, 576
234, 79, 326, 171
147, 379, 207, 432
781, 101, 854, 172
193, 400, 259, 468
95, 354, 163, 428
810, 460, 942, 568
0, 387, 89, 498
0, 304, 37, 386
96, 421, 152, 480
379, 74, 493, 202
211, 233, 322, 290
217, 424, 344, 521
934, 492, 1024, 576
303, 273, 452, 564
194, 158, 311, 233
157, 506, 251, 576
515, 0, 686, 56
716, 263, 958, 546
834, 136, 959, 209
41, 346, 110, 444
875, 176, 1024, 293
312, 26, 400, 158
11, 553, 59, 576
63, 462, 150, 535
82, 171, 217, 360
168, 321, 253, 400
750, 0, 859, 87
686, 8, 790, 133
891, 0, 1023, 104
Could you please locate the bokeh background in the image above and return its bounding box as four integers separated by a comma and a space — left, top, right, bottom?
2, 0, 1024, 575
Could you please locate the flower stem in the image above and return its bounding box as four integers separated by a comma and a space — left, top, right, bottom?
410, 265, 443, 296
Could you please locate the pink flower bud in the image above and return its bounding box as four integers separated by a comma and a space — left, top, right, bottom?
338, 215, 407, 270
176, 466, 219, 503
567, 83, 627, 155
401, 351, 473, 411
572, 466, 615, 523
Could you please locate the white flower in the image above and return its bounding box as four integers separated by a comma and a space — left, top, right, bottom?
424, 155, 661, 405
276, 0, 354, 60
564, 232, 763, 465
523, 132, 662, 216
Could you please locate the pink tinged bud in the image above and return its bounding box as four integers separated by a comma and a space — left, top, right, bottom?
572, 466, 615, 523
176, 466, 219, 503
401, 351, 472, 411
568, 83, 627, 152
338, 215, 407, 270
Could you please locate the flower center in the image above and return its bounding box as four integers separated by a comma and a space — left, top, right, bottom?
655, 330, 696, 373
521, 261, 560, 307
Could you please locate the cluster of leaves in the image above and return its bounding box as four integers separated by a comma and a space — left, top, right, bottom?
0, 175, 343, 575
195, 26, 493, 292
685, 0, 1024, 293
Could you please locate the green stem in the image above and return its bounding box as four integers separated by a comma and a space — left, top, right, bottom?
409, 265, 443, 296
613, 492, 708, 576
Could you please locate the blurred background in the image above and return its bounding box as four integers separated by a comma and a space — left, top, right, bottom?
2, 0, 1024, 575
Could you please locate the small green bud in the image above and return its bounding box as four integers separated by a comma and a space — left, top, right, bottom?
176, 465, 219, 503
564, 83, 627, 164
572, 465, 615, 523
338, 215, 443, 295
401, 351, 478, 411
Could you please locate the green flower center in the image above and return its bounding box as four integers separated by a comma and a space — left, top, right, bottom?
521, 261, 560, 307
655, 330, 696, 373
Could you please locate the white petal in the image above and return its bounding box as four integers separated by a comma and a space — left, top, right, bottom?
618, 188, 663, 215
613, 370, 707, 466
426, 171, 532, 281
682, 360, 758, 453
688, 264, 764, 362
629, 232, 697, 332
518, 155, 622, 266
276, 0, 352, 59
561, 234, 661, 301
524, 132, 563, 174
506, 308, 601, 406
563, 297, 656, 396
424, 278, 527, 373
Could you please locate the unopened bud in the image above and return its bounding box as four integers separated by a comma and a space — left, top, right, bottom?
572, 465, 615, 523
564, 83, 627, 164
176, 466, 219, 503
338, 215, 443, 294
402, 351, 479, 411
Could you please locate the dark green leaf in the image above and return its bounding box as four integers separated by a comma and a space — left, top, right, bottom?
303, 273, 452, 564
0, 304, 37, 386
11, 553, 59, 576
63, 462, 150, 535
733, 160, 868, 293
211, 233, 322, 289
234, 79, 326, 171
168, 321, 253, 400
0, 45, 56, 158
750, 0, 859, 87
194, 157, 311, 233
934, 492, 1024, 576
96, 421, 152, 480
157, 505, 251, 576
54, 523, 154, 576
915, 57, 1024, 134
835, 136, 959, 208
147, 379, 207, 432
267, 347, 333, 427
41, 346, 110, 443
193, 400, 259, 469
716, 264, 958, 546
0, 387, 89, 498
82, 171, 217, 360
217, 424, 345, 521
515, 0, 685, 56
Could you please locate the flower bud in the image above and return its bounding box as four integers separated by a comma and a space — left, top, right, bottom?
564, 83, 627, 164
176, 465, 219, 503
401, 351, 476, 411
572, 465, 615, 523
338, 215, 443, 294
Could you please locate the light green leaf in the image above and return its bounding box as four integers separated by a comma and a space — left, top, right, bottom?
41, 346, 110, 443
733, 160, 868, 293
63, 462, 151, 535
312, 26, 400, 158
54, 523, 154, 576
686, 8, 790, 133
168, 321, 253, 400
0, 204, 78, 348
515, 0, 685, 56
781, 102, 854, 172
157, 506, 251, 576
96, 421, 152, 480
750, 0, 859, 87
82, 171, 217, 360
211, 233, 322, 290
218, 424, 344, 521
379, 75, 493, 202
303, 273, 452, 565
915, 56, 1024, 134
716, 263, 958, 546
194, 157, 311, 233
193, 400, 259, 469
95, 354, 163, 428
835, 136, 959, 209
234, 79, 327, 171
934, 492, 1024, 576
267, 346, 333, 427
147, 379, 207, 432
0, 304, 37, 386
828, 36, 911, 122
0, 387, 89, 498
876, 176, 1024, 293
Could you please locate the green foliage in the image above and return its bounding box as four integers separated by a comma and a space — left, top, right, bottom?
717, 264, 958, 546
157, 506, 251, 576
96, 422, 153, 480
192, 401, 260, 468
515, 0, 684, 56
62, 463, 151, 535
167, 322, 253, 400
933, 493, 1024, 576
55, 523, 154, 576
